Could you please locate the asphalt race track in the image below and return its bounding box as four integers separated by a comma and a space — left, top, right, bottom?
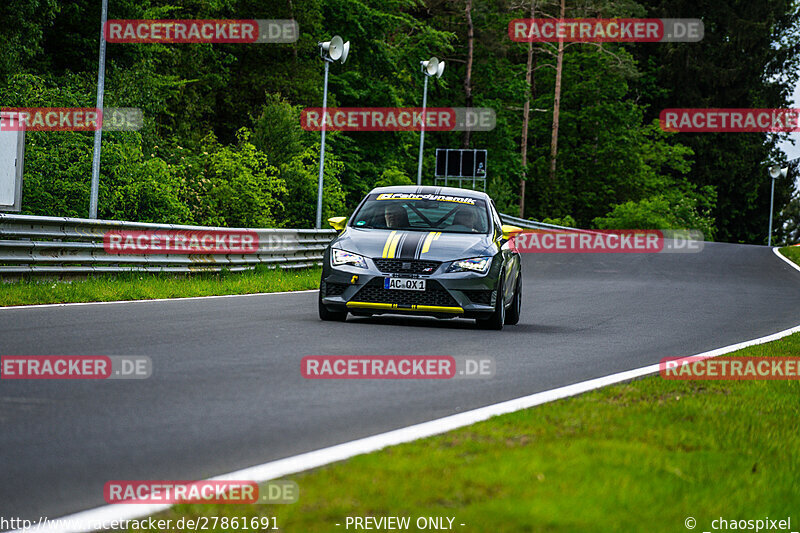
1, 243, 799, 521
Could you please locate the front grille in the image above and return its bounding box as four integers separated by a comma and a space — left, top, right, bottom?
352, 278, 459, 308
463, 290, 493, 305
323, 282, 348, 296
373, 259, 441, 275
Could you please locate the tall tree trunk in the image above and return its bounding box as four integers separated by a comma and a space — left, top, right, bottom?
519, 0, 536, 217
287, 0, 298, 60
548, 0, 565, 185
462, 0, 474, 149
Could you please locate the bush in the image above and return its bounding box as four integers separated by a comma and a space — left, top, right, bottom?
541, 215, 578, 228
252, 93, 311, 168
374, 167, 413, 188
177, 129, 286, 228
278, 146, 347, 228
100, 134, 193, 223
593, 190, 716, 240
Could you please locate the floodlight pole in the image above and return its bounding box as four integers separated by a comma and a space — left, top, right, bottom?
316, 59, 330, 229
89, 0, 108, 219
416, 75, 429, 186
768, 172, 776, 247
767, 164, 791, 246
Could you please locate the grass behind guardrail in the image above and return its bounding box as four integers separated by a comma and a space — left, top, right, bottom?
0, 265, 321, 307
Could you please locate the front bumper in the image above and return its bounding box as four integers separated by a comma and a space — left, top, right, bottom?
320, 256, 500, 319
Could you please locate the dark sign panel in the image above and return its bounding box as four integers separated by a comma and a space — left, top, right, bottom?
435, 149, 487, 178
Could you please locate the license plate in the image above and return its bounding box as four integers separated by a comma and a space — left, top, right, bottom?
384, 277, 426, 291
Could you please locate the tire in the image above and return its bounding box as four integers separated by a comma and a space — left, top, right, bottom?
318, 291, 347, 322
504, 273, 522, 326
476, 275, 505, 330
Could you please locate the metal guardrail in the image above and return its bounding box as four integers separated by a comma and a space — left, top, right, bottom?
0, 214, 337, 275
499, 213, 582, 231
0, 212, 586, 276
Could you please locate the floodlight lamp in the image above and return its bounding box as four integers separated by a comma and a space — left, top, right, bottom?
319, 36, 350, 63
421, 57, 439, 77
769, 165, 788, 179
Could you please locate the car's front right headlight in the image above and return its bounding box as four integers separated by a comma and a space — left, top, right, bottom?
331, 249, 368, 269
446, 256, 492, 274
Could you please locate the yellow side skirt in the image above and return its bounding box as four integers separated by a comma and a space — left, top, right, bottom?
346, 301, 463, 314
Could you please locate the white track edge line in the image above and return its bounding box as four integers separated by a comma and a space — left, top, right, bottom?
773, 246, 800, 274
17, 322, 800, 533
0, 289, 319, 310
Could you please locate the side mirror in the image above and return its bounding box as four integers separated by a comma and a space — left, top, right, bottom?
328, 216, 347, 231
501, 224, 523, 241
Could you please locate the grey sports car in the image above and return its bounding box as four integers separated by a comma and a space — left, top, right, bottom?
318, 186, 523, 329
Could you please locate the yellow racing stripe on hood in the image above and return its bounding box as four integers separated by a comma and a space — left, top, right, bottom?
421, 231, 441, 254
387, 232, 402, 258
421, 232, 435, 254
382, 231, 398, 258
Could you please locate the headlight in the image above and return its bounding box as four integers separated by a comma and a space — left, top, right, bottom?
331, 249, 368, 269
447, 256, 492, 274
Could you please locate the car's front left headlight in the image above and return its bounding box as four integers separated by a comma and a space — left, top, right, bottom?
447, 256, 492, 274
331, 249, 368, 269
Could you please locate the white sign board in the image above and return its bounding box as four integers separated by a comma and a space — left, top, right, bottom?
0, 112, 25, 211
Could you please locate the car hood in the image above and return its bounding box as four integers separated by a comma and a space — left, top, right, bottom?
333, 228, 495, 263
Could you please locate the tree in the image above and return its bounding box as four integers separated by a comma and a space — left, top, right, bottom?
631, 0, 800, 242
177, 129, 286, 228
518, 0, 537, 217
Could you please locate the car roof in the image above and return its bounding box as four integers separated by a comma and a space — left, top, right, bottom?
367, 185, 490, 201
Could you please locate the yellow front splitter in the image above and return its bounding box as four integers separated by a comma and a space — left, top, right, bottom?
346, 301, 463, 314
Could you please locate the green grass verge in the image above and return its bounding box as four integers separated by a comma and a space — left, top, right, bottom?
779, 245, 800, 267
0, 265, 321, 307
135, 333, 800, 533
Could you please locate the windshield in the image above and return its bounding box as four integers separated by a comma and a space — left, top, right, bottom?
351, 192, 490, 234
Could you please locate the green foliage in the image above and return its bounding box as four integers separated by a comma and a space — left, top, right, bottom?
630, 0, 800, 242
278, 146, 347, 227
1, 0, 797, 240
374, 167, 414, 188
541, 215, 578, 228
0, 0, 60, 79
591, 120, 716, 238
99, 135, 193, 223
5, 73, 191, 221
252, 93, 310, 168
593, 191, 717, 240
177, 129, 286, 227
776, 192, 800, 245
20, 131, 93, 218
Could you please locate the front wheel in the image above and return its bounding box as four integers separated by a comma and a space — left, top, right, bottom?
476, 276, 505, 330
504, 273, 522, 326
319, 291, 347, 322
